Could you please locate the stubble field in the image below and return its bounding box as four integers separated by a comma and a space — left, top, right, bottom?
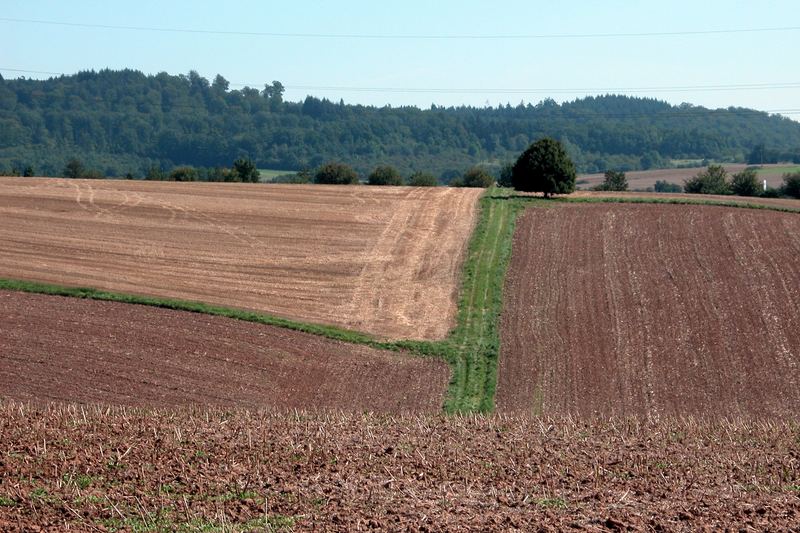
1, 403, 797, 531
0, 177, 481, 340
497, 203, 800, 417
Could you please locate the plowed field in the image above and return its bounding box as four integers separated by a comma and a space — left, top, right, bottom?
497, 203, 800, 417
0, 178, 482, 340
1, 403, 798, 531
0, 291, 448, 412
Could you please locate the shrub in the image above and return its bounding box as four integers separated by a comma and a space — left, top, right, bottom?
683, 165, 730, 195
783, 172, 800, 199
454, 166, 494, 188
314, 162, 359, 185
168, 166, 198, 182
232, 157, 260, 183
654, 180, 682, 193
145, 165, 164, 181
407, 171, 438, 187
367, 165, 403, 186
63, 158, 85, 179
729, 167, 760, 197
497, 163, 514, 188
594, 170, 628, 191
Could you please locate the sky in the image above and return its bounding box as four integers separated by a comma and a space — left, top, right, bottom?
2, 1, 799, 117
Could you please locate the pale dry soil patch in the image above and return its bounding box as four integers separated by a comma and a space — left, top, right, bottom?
0, 178, 481, 340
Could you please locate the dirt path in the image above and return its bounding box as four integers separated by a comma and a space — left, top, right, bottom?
497, 203, 800, 417
0, 291, 449, 412
0, 178, 481, 340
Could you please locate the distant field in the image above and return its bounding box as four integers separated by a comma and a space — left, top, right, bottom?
497, 203, 800, 417
0, 177, 481, 340
0, 290, 448, 411
569, 190, 800, 210
577, 163, 798, 190
258, 168, 296, 181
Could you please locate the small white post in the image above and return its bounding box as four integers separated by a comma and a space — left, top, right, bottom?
763, 179, 768, 192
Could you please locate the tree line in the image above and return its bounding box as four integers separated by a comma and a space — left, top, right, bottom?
2, 69, 800, 181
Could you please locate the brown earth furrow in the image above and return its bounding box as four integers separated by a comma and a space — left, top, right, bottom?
497, 203, 800, 417
0, 178, 481, 339
0, 290, 449, 412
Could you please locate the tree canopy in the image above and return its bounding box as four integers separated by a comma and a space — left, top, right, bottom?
511, 138, 576, 197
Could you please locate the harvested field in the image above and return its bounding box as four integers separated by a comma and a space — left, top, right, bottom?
577, 163, 796, 190
497, 203, 800, 417
0, 177, 482, 340
1, 402, 798, 531
0, 290, 448, 412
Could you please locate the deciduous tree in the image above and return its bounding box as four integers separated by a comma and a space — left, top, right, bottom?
511, 138, 576, 198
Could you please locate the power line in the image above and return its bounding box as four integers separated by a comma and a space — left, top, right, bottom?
3, 68, 800, 96
1, 17, 799, 39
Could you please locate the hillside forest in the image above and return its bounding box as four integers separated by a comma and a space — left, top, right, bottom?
1, 69, 800, 180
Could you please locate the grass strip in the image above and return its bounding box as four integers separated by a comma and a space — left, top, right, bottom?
0, 278, 381, 346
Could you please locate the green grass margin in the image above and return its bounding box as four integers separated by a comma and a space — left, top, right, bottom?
1, 188, 796, 414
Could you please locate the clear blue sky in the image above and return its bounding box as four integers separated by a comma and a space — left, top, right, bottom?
2, 1, 798, 116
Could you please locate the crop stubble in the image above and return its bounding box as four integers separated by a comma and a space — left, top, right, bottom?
0, 290, 448, 412
0, 177, 481, 340
1, 403, 797, 531
497, 203, 800, 417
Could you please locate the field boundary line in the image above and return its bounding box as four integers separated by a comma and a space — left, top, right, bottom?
558, 195, 800, 213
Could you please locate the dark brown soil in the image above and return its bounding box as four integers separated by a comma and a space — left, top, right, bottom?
497, 203, 800, 417
0, 291, 448, 412
1, 402, 798, 531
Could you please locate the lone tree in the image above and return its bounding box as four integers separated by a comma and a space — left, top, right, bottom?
511, 137, 576, 197
314, 162, 359, 185
595, 170, 628, 191
367, 165, 403, 186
